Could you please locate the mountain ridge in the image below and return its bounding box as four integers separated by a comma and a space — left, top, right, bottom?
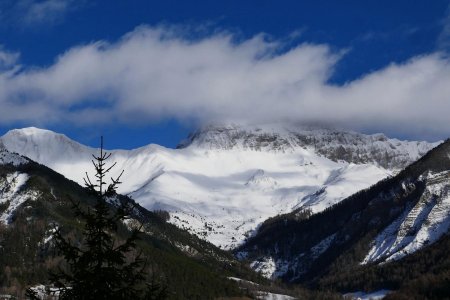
178, 123, 439, 169
0, 125, 439, 249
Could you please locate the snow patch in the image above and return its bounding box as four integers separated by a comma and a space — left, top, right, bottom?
344, 289, 391, 300
311, 233, 336, 259
39, 226, 58, 246
28, 284, 63, 299
255, 291, 297, 300
0, 148, 28, 166
0, 172, 30, 204
251, 257, 276, 279
363, 171, 450, 264
173, 241, 199, 256
227, 277, 296, 300
251, 233, 337, 281
250, 257, 291, 279
228, 276, 259, 286
0, 172, 41, 225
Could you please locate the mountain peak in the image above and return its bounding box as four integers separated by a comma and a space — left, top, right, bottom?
1, 127, 92, 166
177, 123, 335, 150
3, 127, 76, 144
177, 123, 440, 170
7, 127, 54, 136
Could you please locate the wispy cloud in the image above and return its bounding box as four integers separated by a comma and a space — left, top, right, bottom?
1, 0, 81, 26
437, 4, 450, 51
0, 47, 20, 70
0, 25, 448, 140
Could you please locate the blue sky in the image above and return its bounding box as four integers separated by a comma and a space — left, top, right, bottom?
0, 0, 449, 148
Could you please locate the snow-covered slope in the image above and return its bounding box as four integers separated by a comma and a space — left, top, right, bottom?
0, 148, 38, 225
362, 170, 450, 264
0, 125, 439, 249
0, 172, 41, 225
0, 142, 29, 166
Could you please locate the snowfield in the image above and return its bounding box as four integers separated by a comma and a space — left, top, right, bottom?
0, 124, 438, 249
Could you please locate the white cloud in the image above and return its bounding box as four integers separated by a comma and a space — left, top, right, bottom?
0, 25, 449, 140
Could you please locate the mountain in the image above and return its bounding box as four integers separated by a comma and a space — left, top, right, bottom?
0, 125, 439, 249
235, 139, 450, 298
0, 145, 346, 299
179, 124, 435, 170
0, 145, 261, 298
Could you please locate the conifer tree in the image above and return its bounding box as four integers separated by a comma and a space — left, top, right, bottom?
28, 137, 166, 300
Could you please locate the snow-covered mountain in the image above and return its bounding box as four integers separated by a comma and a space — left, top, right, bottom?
180, 124, 434, 170
236, 139, 450, 283
0, 146, 265, 299
0, 124, 439, 249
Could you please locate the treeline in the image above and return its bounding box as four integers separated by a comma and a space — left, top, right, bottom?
318, 233, 450, 299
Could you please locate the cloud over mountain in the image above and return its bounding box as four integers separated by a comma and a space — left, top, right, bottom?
0, 25, 448, 140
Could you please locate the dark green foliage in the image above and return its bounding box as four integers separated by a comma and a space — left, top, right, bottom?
319, 232, 450, 299
32, 138, 165, 299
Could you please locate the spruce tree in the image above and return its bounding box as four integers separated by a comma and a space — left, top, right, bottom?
30, 137, 166, 299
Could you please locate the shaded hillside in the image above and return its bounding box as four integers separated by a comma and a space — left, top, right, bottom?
320, 232, 450, 299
